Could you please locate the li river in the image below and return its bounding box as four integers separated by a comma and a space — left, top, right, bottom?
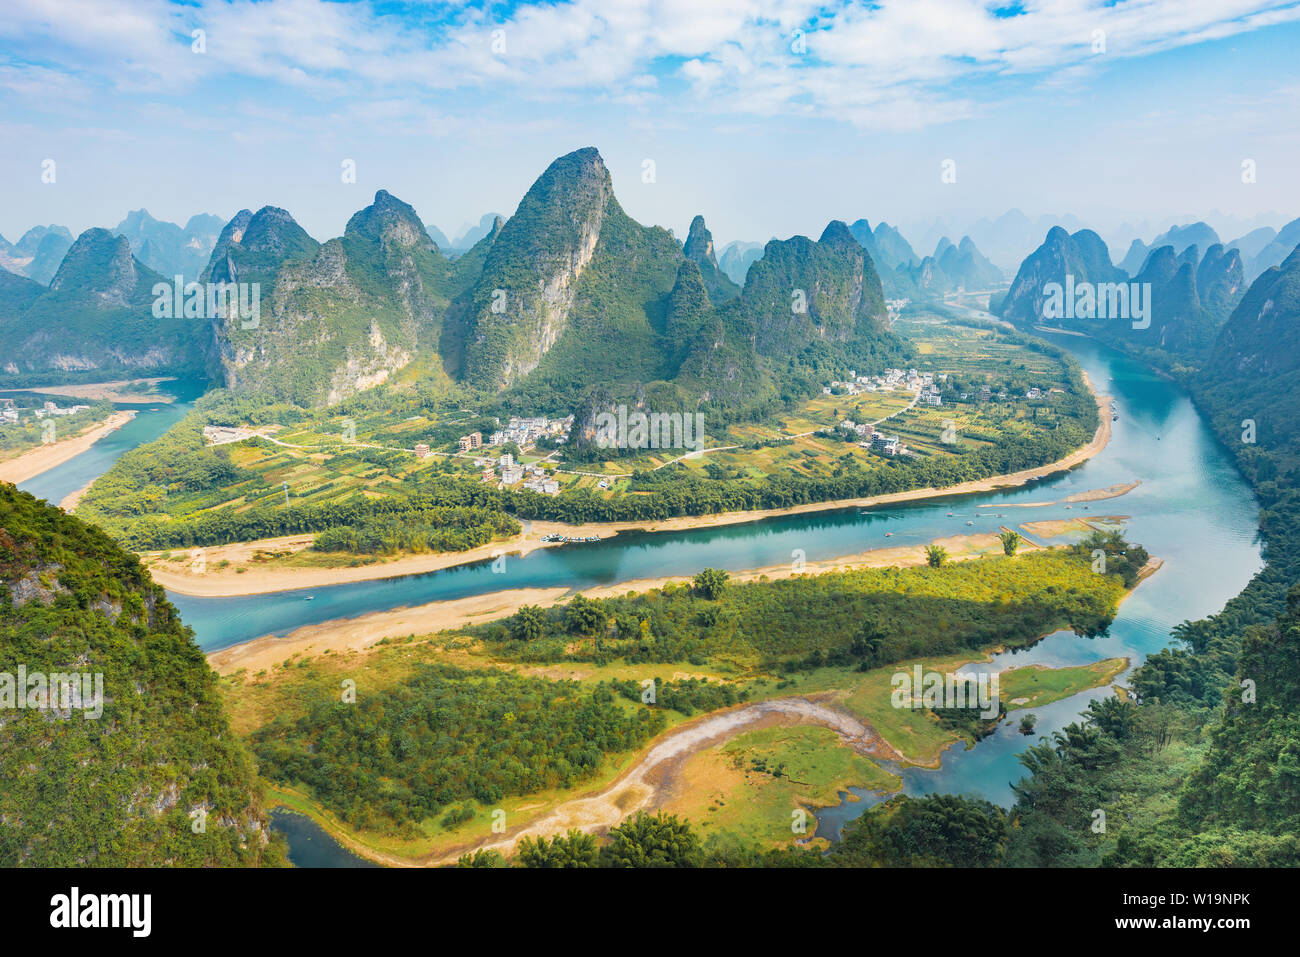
13, 332, 1264, 863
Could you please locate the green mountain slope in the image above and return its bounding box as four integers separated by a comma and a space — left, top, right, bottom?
0, 229, 212, 381
0, 484, 285, 866
683, 215, 740, 304
209, 193, 463, 406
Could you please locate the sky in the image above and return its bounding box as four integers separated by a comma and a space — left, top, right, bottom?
2, 0, 1299, 252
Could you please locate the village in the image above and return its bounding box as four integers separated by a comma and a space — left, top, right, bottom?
447, 414, 575, 495
0, 397, 92, 425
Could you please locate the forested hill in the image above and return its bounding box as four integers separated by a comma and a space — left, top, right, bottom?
0, 484, 285, 866
997, 227, 1246, 368
3, 147, 902, 419
0, 229, 213, 384
1003, 243, 1300, 867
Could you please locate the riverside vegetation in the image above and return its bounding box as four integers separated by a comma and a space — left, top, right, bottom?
223, 538, 1139, 856
4, 142, 1298, 868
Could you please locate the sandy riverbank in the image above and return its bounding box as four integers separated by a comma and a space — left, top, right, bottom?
159, 377, 1113, 598
0, 377, 176, 404
206, 530, 1028, 677
0, 410, 137, 485
982, 479, 1140, 510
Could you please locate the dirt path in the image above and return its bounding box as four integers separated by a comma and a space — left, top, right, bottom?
331, 695, 899, 868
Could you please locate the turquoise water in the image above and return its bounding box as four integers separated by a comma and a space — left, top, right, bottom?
15, 335, 1262, 861
174, 333, 1261, 854
12, 379, 204, 506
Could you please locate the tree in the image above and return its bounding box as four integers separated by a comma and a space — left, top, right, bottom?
834, 794, 1007, 867
565, 594, 607, 635
693, 567, 730, 600
510, 604, 547, 641
1019, 713, 1037, 735
599, 811, 703, 868
517, 829, 600, 868
925, 544, 948, 568
850, 621, 887, 665
455, 849, 506, 868
1000, 530, 1021, 556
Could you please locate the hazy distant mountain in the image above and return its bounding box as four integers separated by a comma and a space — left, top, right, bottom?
1119, 239, 1151, 275
935, 236, 1002, 290
113, 209, 225, 283
0, 225, 74, 284
1120, 221, 1232, 280
11, 225, 73, 259
861, 230, 999, 300
717, 240, 764, 285
1151, 222, 1220, 256
424, 223, 452, 250
683, 215, 740, 303
451, 214, 505, 251
947, 210, 1087, 272
847, 220, 881, 262
963, 208, 1034, 269
871, 222, 920, 271
1245, 217, 1300, 280
1226, 226, 1276, 264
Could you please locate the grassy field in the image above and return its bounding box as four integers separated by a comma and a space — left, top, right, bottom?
1000, 658, 1128, 710
221, 580, 1132, 861
660, 725, 900, 848
90, 313, 1090, 549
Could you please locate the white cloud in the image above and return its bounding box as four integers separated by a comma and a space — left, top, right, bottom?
1, 0, 1299, 131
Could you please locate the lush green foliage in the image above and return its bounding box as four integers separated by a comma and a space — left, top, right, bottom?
485, 548, 1131, 670
251, 662, 666, 835
0, 484, 285, 866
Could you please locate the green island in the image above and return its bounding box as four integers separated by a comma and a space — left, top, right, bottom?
212, 534, 1142, 863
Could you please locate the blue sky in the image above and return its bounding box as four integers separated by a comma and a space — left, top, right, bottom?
2, 0, 1298, 251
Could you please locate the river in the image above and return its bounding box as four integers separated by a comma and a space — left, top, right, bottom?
12, 334, 1263, 864
11, 380, 205, 505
